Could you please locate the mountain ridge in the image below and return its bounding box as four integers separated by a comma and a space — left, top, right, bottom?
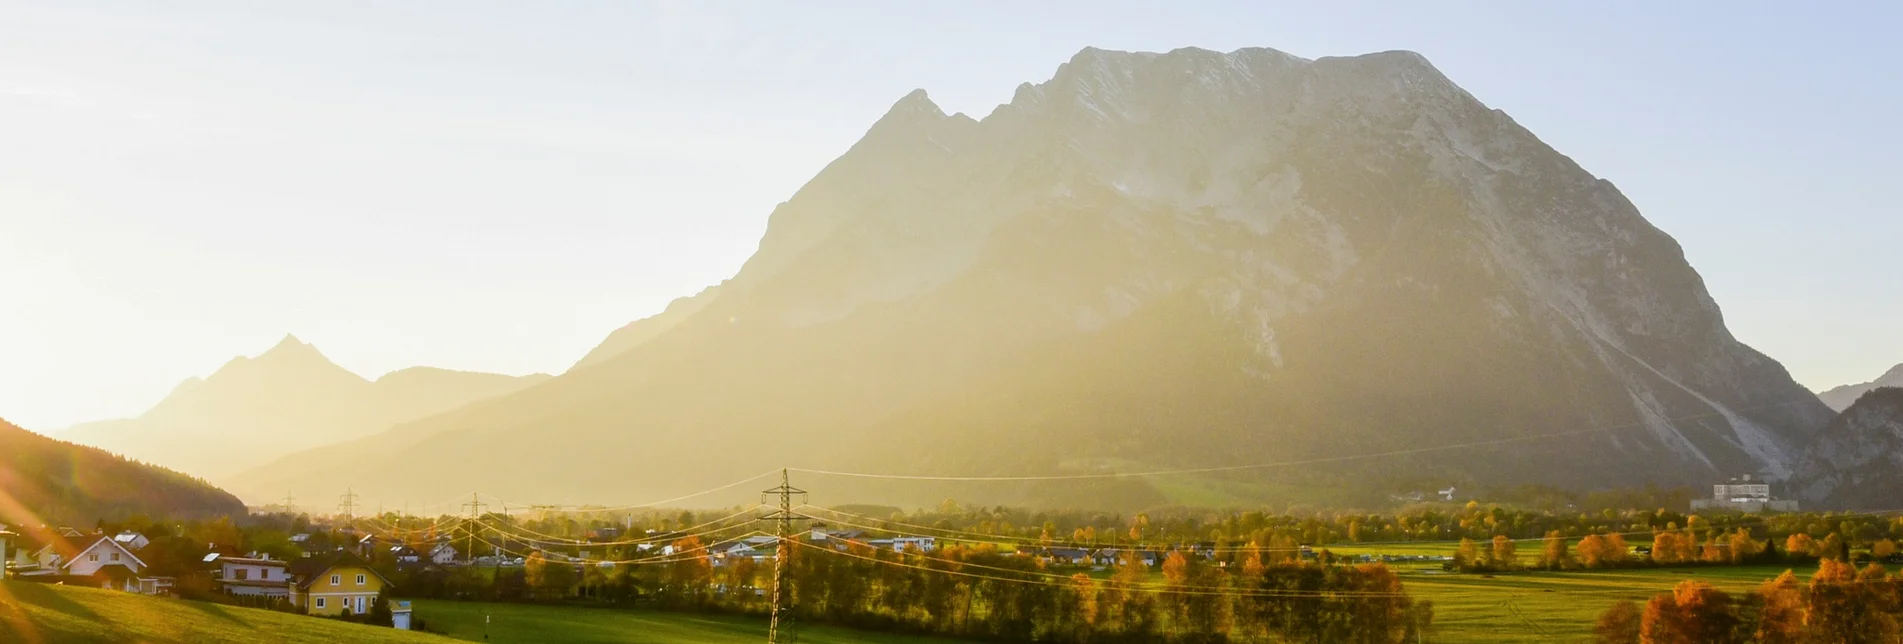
229, 45, 1832, 509
62, 336, 551, 481
1816, 363, 1903, 411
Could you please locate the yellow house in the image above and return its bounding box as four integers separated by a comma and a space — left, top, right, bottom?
288, 552, 392, 616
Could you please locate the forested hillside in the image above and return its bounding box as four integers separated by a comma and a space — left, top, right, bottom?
0, 418, 246, 526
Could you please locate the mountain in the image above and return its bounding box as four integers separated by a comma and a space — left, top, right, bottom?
230, 46, 1834, 509
1816, 363, 1903, 411
62, 335, 550, 481
569, 284, 723, 371
1790, 388, 1903, 509
0, 417, 246, 526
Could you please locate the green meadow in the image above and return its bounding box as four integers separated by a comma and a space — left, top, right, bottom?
2, 565, 1865, 643
0, 580, 436, 644
413, 599, 985, 643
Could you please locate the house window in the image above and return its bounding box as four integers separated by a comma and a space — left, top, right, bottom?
235, 569, 248, 581
356, 574, 366, 585
316, 598, 326, 609
331, 574, 341, 586
261, 569, 271, 580
89, 554, 99, 562
112, 553, 121, 562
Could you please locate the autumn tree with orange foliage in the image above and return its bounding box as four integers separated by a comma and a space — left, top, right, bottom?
1806, 558, 1899, 642
1754, 570, 1805, 644
1639, 580, 1744, 644
1594, 599, 1640, 644
1578, 533, 1629, 569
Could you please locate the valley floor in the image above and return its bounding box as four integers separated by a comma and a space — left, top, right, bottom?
416, 600, 975, 644
4, 565, 1870, 643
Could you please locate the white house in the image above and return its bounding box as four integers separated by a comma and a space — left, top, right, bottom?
213, 555, 291, 599
62, 536, 171, 594
429, 542, 459, 565
112, 531, 150, 551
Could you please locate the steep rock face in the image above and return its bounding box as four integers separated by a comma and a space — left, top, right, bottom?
1791, 388, 1903, 508
232, 47, 1832, 508
62, 335, 549, 480
1817, 364, 1903, 411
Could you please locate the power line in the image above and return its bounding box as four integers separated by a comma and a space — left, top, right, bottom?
475, 506, 764, 548
460, 527, 771, 566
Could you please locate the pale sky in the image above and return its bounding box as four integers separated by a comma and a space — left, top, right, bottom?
3, 1, 1898, 431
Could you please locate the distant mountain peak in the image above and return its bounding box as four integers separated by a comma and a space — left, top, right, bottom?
869, 88, 947, 132
265, 332, 312, 354
1817, 362, 1903, 411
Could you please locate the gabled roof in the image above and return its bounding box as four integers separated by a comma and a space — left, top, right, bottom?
288, 551, 393, 590
216, 555, 288, 568
65, 536, 148, 570
30, 531, 83, 562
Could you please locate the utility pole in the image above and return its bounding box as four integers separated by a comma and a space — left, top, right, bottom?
462, 493, 488, 566
761, 469, 806, 644
338, 488, 360, 525
281, 491, 297, 515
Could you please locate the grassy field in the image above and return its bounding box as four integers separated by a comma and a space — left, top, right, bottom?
415, 565, 1824, 644
0, 580, 440, 644
0, 565, 1863, 643
415, 600, 974, 644
1406, 564, 1842, 642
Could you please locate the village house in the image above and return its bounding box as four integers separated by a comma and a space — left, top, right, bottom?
209, 554, 292, 599
7, 531, 44, 573
389, 545, 421, 564
289, 552, 391, 616
112, 531, 150, 551
430, 542, 459, 565
1093, 548, 1162, 568
49, 535, 173, 595
28, 531, 83, 572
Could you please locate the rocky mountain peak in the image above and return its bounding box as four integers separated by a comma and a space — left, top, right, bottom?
236, 45, 1834, 507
